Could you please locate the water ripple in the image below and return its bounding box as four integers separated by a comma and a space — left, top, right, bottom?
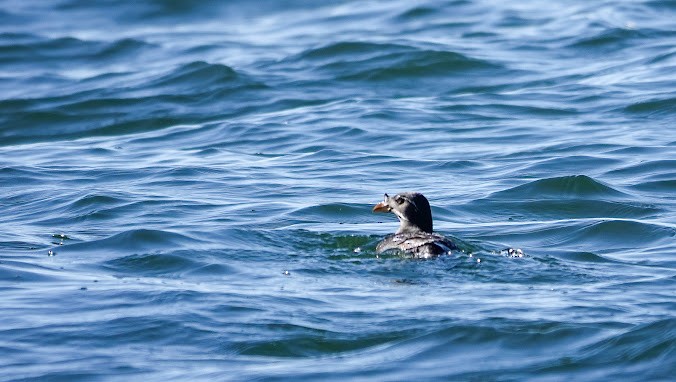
1, 0, 675, 380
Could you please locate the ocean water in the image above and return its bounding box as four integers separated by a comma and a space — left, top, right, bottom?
1, 0, 675, 380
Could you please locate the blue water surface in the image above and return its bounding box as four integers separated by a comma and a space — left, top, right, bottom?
1, 1, 675, 381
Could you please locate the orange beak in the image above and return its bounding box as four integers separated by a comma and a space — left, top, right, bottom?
372, 200, 390, 213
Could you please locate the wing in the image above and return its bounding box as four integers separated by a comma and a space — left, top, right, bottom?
376, 232, 457, 257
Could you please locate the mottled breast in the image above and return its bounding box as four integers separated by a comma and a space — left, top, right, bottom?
376, 232, 457, 258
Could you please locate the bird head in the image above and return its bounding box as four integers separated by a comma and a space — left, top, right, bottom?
372, 192, 433, 234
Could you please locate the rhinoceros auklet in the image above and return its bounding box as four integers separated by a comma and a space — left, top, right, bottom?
372, 192, 457, 258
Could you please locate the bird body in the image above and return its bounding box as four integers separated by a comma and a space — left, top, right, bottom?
372, 192, 457, 258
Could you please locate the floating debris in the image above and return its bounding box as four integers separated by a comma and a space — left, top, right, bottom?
47, 250, 56, 256
51, 233, 72, 245
502, 248, 525, 258
353, 247, 362, 253
283, 270, 290, 276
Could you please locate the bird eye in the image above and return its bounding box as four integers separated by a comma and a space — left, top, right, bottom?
395, 197, 404, 204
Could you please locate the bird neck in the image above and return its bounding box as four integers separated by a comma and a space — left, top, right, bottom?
396, 220, 432, 235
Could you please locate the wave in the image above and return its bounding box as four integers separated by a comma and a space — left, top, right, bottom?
288, 203, 367, 221
567, 27, 651, 49
115, 60, 267, 99
539, 318, 676, 380
296, 41, 411, 61
521, 155, 622, 175
646, 0, 676, 10
0, 259, 65, 282
235, 324, 410, 357
0, 166, 48, 186
0, 59, 268, 145
557, 219, 675, 250
463, 198, 661, 220
92, 38, 154, 60
59, 228, 201, 255
102, 252, 202, 276
342, 50, 498, 81
560, 250, 618, 263
147, 61, 242, 90
632, 179, 676, 192
489, 175, 627, 200
438, 102, 578, 116
608, 159, 676, 177
394, 6, 438, 21
0, 35, 154, 65
292, 41, 501, 81
623, 96, 676, 116
0, 32, 41, 43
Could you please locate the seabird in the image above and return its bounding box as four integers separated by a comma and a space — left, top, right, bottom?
372, 192, 457, 258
